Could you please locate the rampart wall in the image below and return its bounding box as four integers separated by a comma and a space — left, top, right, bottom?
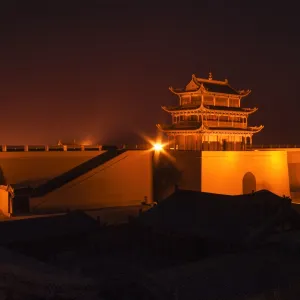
0, 148, 298, 214
201, 151, 290, 197
153, 151, 201, 202
30, 151, 153, 212
0, 151, 104, 188
286, 149, 300, 201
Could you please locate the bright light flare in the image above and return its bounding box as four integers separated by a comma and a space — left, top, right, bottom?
153, 143, 163, 151
136, 131, 176, 163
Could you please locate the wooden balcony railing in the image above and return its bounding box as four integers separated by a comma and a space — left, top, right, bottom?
248, 144, 300, 149
163, 121, 201, 130
203, 121, 247, 128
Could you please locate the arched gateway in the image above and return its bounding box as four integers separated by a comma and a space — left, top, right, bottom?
242, 172, 256, 194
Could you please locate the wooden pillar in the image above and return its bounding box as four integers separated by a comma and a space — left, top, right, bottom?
200, 135, 202, 150
208, 135, 210, 151
174, 135, 176, 150
233, 135, 236, 151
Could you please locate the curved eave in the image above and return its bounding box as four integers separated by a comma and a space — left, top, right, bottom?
202, 125, 264, 135
191, 74, 201, 86
201, 88, 242, 98
156, 124, 202, 134
202, 106, 258, 115
238, 89, 252, 97
248, 125, 264, 133
169, 86, 200, 95
161, 105, 201, 113
162, 105, 258, 116
158, 124, 264, 135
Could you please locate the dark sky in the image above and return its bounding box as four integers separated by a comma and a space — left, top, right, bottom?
1, 1, 299, 145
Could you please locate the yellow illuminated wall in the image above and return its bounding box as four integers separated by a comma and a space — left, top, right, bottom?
0, 189, 10, 216
0, 148, 296, 214
30, 151, 153, 213
201, 151, 290, 197
286, 149, 300, 201
0, 151, 105, 188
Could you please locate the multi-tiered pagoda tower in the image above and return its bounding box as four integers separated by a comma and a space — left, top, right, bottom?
157, 73, 263, 151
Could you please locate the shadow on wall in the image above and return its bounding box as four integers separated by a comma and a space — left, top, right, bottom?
288, 163, 300, 192
243, 172, 256, 194
0, 166, 6, 185
153, 158, 182, 203
32, 150, 124, 198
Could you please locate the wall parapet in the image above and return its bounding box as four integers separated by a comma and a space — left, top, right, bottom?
249, 144, 300, 149
0, 145, 103, 152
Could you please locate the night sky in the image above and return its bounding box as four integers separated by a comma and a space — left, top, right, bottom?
1, 1, 299, 145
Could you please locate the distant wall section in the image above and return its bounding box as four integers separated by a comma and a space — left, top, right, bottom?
201, 151, 290, 197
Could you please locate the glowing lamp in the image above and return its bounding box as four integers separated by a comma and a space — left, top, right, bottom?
153, 143, 163, 151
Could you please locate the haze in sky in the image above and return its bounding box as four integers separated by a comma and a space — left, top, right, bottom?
1, 1, 299, 145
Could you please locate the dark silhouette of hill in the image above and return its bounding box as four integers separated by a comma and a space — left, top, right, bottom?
150, 245, 300, 300
0, 210, 98, 246
32, 149, 126, 198
138, 189, 294, 247
0, 245, 98, 299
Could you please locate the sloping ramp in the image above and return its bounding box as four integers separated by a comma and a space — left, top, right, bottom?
32, 150, 126, 198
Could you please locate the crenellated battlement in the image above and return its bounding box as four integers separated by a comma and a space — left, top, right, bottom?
0, 145, 103, 152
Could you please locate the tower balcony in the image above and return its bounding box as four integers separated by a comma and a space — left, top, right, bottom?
204, 120, 247, 129
160, 121, 201, 130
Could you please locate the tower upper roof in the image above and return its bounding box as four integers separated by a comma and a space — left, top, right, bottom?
169, 73, 251, 97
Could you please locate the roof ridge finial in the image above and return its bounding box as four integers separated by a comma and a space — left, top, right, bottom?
208, 72, 212, 80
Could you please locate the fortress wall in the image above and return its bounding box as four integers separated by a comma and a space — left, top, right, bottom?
285, 149, 300, 201
201, 151, 290, 197
153, 151, 201, 202
171, 151, 201, 191
0, 189, 10, 216
0, 151, 104, 187
30, 151, 153, 213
